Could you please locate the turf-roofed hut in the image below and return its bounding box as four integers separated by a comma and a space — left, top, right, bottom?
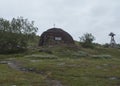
39, 28, 74, 46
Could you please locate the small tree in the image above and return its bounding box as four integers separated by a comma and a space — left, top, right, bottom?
0, 17, 38, 53
79, 33, 95, 48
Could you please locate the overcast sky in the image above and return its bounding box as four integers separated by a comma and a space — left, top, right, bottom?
0, 0, 120, 44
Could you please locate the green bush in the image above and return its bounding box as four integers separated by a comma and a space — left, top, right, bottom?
79, 33, 95, 48
0, 17, 38, 54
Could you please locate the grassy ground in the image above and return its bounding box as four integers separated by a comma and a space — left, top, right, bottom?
0, 46, 120, 86
0, 64, 46, 86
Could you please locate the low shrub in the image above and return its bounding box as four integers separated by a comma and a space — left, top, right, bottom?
39, 49, 53, 54
24, 54, 58, 59
91, 54, 112, 59
72, 51, 89, 58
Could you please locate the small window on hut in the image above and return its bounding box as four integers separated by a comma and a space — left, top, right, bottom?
55, 37, 62, 41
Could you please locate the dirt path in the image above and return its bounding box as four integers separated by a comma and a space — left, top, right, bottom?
0, 61, 63, 86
